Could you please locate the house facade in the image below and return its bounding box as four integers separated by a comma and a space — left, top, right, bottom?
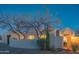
0, 28, 64, 49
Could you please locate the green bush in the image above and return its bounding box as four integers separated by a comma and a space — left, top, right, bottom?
72, 44, 78, 52
37, 39, 46, 50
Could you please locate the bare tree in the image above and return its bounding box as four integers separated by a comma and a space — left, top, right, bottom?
0, 7, 62, 48
0, 14, 25, 40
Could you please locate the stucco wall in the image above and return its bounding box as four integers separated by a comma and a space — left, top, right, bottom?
0, 34, 7, 44
9, 39, 40, 49
49, 30, 64, 49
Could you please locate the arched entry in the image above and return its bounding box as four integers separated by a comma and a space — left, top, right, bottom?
61, 28, 73, 50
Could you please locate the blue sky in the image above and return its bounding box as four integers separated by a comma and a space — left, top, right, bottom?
0, 4, 79, 31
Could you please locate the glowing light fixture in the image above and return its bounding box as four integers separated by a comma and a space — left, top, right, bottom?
40, 34, 46, 39
27, 34, 35, 40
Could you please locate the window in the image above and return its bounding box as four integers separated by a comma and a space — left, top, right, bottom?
0, 35, 2, 40
56, 30, 60, 36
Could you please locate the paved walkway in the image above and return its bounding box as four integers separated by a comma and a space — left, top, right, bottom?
0, 43, 79, 54
0, 43, 52, 54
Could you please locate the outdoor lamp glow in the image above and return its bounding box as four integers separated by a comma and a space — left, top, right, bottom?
40, 34, 46, 39
27, 34, 35, 40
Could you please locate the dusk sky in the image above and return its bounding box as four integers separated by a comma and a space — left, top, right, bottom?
0, 4, 79, 31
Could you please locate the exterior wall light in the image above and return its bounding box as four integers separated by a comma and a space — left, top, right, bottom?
40, 34, 46, 39
27, 34, 35, 40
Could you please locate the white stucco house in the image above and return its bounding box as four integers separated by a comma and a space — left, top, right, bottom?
49, 29, 63, 49
0, 28, 64, 49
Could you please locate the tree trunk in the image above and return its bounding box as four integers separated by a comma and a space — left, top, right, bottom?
46, 26, 50, 50
7, 35, 11, 46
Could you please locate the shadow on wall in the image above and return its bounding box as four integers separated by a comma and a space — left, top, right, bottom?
9, 39, 40, 49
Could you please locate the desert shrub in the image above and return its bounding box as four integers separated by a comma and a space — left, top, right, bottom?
72, 44, 78, 52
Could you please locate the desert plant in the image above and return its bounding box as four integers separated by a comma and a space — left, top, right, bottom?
72, 44, 78, 53
37, 39, 46, 50
45, 25, 50, 50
